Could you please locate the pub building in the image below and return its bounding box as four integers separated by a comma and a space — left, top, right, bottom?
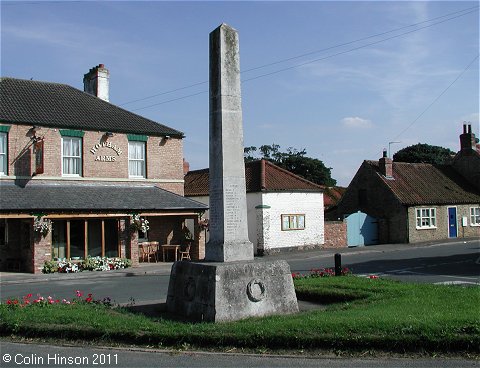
0, 65, 208, 273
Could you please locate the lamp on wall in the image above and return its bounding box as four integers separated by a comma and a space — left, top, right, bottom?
104, 132, 114, 139
164, 135, 171, 140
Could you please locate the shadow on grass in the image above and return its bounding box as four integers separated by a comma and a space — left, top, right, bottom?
124, 298, 331, 322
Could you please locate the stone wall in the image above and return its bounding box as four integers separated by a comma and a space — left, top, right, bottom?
323, 221, 347, 248
408, 204, 480, 243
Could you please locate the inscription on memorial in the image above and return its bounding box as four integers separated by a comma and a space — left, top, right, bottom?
225, 184, 241, 235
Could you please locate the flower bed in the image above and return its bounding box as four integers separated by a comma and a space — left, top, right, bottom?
42, 257, 132, 274
4, 290, 112, 308
291, 267, 352, 279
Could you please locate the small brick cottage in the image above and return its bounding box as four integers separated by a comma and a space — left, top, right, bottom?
0, 65, 207, 273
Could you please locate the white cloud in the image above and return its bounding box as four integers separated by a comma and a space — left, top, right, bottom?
341, 117, 373, 129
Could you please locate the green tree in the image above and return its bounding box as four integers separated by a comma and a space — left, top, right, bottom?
244, 144, 336, 186
393, 143, 455, 164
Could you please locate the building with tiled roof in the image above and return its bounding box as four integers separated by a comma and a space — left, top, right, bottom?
185, 159, 327, 255
0, 65, 207, 273
335, 124, 480, 245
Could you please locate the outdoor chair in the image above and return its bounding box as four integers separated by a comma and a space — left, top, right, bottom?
138, 242, 150, 262
139, 242, 157, 263
178, 244, 191, 261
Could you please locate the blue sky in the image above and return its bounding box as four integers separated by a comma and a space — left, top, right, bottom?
1, 1, 478, 186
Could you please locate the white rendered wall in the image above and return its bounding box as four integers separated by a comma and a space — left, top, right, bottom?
261, 192, 324, 252
187, 192, 324, 252
246, 192, 262, 250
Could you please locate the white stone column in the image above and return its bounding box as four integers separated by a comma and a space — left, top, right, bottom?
206, 24, 253, 262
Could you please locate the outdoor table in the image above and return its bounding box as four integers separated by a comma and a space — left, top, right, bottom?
161, 244, 180, 262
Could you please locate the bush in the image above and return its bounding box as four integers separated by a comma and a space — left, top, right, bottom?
42, 257, 132, 274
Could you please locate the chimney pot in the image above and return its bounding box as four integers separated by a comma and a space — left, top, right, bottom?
459, 123, 476, 153
183, 159, 190, 176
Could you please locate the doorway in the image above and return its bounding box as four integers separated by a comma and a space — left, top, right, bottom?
448, 207, 457, 238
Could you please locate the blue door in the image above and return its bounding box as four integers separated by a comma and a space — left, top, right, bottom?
448, 207, 457, 238
346, 211, 379, 247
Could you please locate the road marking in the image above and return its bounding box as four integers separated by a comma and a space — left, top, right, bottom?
434, 281, 480, 286
380, 270, 479, 281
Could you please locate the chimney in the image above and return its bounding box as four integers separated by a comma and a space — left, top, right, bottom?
379, 149, 393, 178
183, 159, 190, 176
459, 123, 476, 153
83, 64, 109, 102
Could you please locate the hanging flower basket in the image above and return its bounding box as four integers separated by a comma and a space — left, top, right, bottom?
34, 216, 52, 237
130, 214, 149, 234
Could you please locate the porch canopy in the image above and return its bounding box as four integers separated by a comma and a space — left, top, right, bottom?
0, 182, 208, 215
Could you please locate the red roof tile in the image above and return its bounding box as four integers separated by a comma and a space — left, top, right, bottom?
184, 159, 323, 196
367, 161, 480, 205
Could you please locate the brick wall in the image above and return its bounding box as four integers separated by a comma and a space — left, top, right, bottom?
32, 228, 52, 274
453, 153, 480, 192
1, 123, 184, 194
336, 162, 408, 244
323, 221, 347, 248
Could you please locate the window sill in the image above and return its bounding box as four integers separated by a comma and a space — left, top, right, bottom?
415, 226, 437, 230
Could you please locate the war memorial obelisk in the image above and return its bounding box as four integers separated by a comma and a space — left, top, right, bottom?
166, 24, 298, 322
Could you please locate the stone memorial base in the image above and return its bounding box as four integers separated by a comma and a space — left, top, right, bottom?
166, 259, 299, 322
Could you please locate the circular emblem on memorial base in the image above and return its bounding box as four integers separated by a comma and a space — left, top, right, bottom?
184, 278, 196, 301
246, 279, 266, 302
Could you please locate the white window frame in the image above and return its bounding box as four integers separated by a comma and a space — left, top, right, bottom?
61, 137, 82, 176
470, 207, 480, 226
281, 214, 306, 231
128, 141, 146, 178
415, 208, 437, 229
0, 132, 7, 176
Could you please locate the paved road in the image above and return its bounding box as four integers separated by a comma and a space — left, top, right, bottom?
1, 239, 479, 304
1, 341, 477, 368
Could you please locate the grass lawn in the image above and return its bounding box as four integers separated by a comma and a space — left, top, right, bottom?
1, 276, 479, 354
